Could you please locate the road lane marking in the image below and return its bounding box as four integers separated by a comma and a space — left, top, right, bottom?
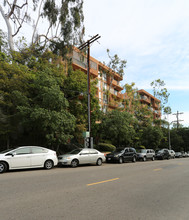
153, 168, 162, 171
87, 178, 119, 186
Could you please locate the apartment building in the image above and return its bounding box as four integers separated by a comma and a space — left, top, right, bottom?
71, 48, 161, 119
72, 47, 124, 112
137, 89, 161, 119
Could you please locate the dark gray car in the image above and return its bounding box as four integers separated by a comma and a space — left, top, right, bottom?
106, 147, 137, 163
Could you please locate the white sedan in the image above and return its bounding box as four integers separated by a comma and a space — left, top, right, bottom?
58, 148, 106, 167
0, 146, 58, 173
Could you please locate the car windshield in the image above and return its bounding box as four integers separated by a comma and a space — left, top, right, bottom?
138, 149, 147, 153
158, 150, 164, 153
0, 148, 14, 154
113, 148, 124, 153
68, 149, 82, 154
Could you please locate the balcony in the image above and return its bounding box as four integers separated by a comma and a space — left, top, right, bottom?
112, 79, 123, 91
140, 96, 150, 104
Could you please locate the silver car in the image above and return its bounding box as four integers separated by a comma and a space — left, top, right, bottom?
58, 148, 106, 167
137, 149, 155, 161
0, 146, 58, 173
169, 150, 175, 158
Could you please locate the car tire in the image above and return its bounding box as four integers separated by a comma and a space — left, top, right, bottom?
132, 156, 136, 163
44, 160, 54, 170
96, 158, 102, 166
71, 159, 79, 168
0, 162, 8, 174
118, 157, 123, 164
143, 157, 146, 162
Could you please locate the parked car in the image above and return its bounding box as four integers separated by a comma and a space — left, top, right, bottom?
175, 152, 182, 158
137, 149, 155, 161
155, 149, 171, 160
181, 152, 188, 157
169, 150, 175, 159
106, 147, 137, 163
0, 146, 58, 173
58, 148, 106, 168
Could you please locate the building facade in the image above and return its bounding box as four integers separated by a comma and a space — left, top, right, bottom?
72, 48, 124, 113
71, 48, 161, 119
137, 89, 161, 120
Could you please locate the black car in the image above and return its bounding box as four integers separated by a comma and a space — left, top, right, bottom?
106, 147, 137, 163
156, 149, 171, 160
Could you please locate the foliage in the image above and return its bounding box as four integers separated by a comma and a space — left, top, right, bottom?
106, 49, 127, 78
169, 127, 189, 152
63, 68, 100, 143
0, 0, 84, 53
124, 82, 154, 126
100, 110, 136, 148
141, 125, 163, 149
95, 143, 116, 152
0, 48, 76, 150
150, 79, 171, 114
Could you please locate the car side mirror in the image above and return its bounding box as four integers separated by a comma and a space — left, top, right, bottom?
6, 153, 14, 157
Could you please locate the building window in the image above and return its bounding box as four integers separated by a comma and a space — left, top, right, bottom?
98, 80, 101, 89
103, 93, 108, 104
102, 73, 107, 81
99, 91, 101, 99
103, 82, 107, 90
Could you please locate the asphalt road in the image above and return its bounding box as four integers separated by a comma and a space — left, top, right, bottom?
1, 158, 189, 220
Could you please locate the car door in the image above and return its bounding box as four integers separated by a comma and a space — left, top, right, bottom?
9, 147, 31, 168
146, 150, 151, 159
31, 147, 48, 167
123, 148, 130, 161
79, 149, 90, 164
88, 149, 99, 163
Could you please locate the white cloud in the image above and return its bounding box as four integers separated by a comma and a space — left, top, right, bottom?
84, 0, 189, 92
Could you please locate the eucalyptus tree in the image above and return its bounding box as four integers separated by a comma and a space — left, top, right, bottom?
150, 79, 171, 115
0, 0, 84, 52
100, 49, 127, 109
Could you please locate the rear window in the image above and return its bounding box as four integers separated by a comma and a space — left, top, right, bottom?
32, 147, 48, 154
114, 148, 124, 153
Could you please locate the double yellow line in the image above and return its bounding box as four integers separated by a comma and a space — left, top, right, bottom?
87, 178, 119, 186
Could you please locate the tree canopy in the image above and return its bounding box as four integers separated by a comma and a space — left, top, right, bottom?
0, 0, 84, 53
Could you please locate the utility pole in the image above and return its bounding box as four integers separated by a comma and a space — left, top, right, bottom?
78, 34, 101, 148
172, 111, 184, 129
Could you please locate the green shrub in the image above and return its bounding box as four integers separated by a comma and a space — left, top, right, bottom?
96, 143, 116, 152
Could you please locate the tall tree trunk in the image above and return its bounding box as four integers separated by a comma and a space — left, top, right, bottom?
0, 5, 14, 51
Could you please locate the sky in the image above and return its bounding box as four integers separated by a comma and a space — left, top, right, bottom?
0, 0, 189, 126
83, 0, 189, 127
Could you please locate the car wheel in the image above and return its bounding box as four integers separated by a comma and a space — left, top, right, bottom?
132, 156, 136, 163
118, 157, 123, 164
44, 160, 54, 169
96, 158, 102, 166
152, 156, 155, 161
71, 159, 79, 168
0, 162, 7, 173
143, 157, 146, 162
